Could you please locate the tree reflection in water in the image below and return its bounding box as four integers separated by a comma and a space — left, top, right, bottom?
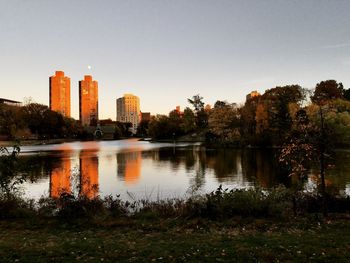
3, 143, 350, 200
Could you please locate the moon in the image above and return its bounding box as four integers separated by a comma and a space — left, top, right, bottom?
87, 65, 92, 70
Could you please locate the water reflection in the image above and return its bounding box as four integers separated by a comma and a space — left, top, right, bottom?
79, 149, 99, 199
49, 147, 100, 199
117, 151, 141, 184
10, 140, 350, 200
50, 156, 72, 198
241, 150, 289, 188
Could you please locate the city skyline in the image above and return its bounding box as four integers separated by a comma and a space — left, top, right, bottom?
1, 1, 350, 120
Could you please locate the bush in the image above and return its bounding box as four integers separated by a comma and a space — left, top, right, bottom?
55, 194, 106, 220
0, 194, 35, 219
200, 186, 292, 219
0, 189, 349, 222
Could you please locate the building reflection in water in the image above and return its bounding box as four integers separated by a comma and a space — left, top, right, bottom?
50, 144, 100, 199
50, 144, 73, 198
50, 156, 72, 198
117, 151, 141, 184
79, 149, 99, 199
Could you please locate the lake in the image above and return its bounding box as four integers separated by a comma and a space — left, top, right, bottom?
6, 139, 350, 200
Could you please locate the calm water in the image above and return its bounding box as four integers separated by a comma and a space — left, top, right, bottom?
9, 139, 350, 200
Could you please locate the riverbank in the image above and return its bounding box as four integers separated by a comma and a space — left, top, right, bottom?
0, 137, 132, 147
1, 216, 349, 262
0, 138, 78, 147
1, 188, 350, 261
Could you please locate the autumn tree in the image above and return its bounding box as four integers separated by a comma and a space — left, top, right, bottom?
260, 85, 305, 144
240, 95, 259, 144
311, 80, 343, 104
280, 107, 334, 216
255, 103, 269, 135
208, 101, 240, 142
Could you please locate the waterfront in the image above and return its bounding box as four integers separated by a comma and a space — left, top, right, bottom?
6, 139, 349, 201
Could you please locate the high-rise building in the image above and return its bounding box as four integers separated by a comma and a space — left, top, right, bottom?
79, 75, 98, 126
116, 94, 140, 134
49, 71, 70, 117
246, 90, 261, 101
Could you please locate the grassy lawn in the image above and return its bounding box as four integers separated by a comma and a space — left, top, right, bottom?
1, 217, 349, 262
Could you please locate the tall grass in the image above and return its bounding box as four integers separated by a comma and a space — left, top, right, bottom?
1, 186, 349, 222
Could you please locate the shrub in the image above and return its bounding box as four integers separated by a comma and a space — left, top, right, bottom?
0, 193, 35, 219
201, 185, 292, 219
55, 193, 106, 220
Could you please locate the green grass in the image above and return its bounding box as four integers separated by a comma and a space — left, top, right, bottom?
1, 188, 349, 262
1, 217, 349, 262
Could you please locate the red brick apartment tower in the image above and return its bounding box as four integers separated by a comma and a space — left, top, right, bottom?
49, 71, 71, 117
79, 75, 98, 126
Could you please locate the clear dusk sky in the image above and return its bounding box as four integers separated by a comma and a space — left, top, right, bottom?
1, 0, 350, 120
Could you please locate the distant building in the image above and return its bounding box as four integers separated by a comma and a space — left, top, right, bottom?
79, 75, 98, 126
0, 98, 22, 107
116, 94, 140, 134
140, 112, 151, 122
246, 90, 261, 101
204, 104, 212, 112
174, 106, 184, 117
49, 71, 70, 117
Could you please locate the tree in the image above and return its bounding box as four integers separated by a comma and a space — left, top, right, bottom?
213, 100, 227, 109
114, 122, 132, 138
311, 80, 343, 104
188, 94, 205, 112
240, 96, 259, 144
0, 145, 22, 196
136, 120, 150, 137
148, 115, 171, 139
188, 94, 208, 129
343, 88, 350, 101
255, 103, 269, 135
21, 103, 48, 138
0, 104, 25, 139
181, 107, 196, 133
208, 102, 240, 142
260, 85, 305, 144
280, 107, 334, 216
168, 110, 184, 137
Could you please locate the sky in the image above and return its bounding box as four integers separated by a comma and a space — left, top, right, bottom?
1, 0, 350, 120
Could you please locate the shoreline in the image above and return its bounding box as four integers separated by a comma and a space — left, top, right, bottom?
2, 138, 350, 151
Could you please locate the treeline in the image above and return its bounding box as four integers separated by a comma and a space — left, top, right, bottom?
2, 79, 350, 145
140, 80, 350, 147
0, 103, 82, 140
